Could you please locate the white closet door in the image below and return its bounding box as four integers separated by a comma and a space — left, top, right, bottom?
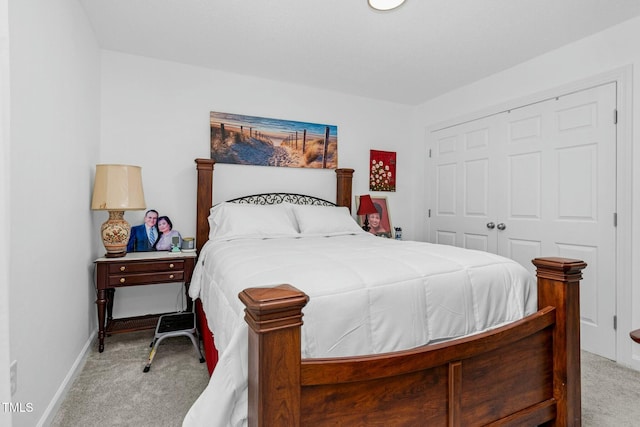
428, 83, 617, 359
429, 113, 504, 253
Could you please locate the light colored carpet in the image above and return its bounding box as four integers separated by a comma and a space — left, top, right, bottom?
582, 350, 640, 426
51, 330, 209, 427
52, 332, 640, 426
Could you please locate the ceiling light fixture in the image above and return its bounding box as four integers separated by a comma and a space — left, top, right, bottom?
368, 0, 406, 11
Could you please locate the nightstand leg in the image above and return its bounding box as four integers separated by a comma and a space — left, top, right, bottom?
97, 289, 107, 352
106, 288, 115, 322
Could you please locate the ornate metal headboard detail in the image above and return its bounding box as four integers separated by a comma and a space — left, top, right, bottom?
195, 158, 353, 253
225, 193, 336, 207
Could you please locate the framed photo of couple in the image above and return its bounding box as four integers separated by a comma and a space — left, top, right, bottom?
355, 196, 392, 238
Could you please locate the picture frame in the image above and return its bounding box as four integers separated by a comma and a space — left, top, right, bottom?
355, 196, 393, 238
369, 150, 396, 192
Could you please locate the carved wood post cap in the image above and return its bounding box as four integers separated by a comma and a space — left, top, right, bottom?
335, 168, 354, 176
195, 158, 215, 170
532, 257, 587, 282
239, 284, 309, 334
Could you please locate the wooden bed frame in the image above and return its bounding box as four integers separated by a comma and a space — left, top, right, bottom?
194, 158, 586, 426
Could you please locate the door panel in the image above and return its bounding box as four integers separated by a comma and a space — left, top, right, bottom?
464, 159, 489, 216
509, 152, 541, 219
430, 115, 502, 253
548, 85, 616, 359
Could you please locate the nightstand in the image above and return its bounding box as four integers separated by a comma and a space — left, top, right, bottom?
94, 251, 197, 352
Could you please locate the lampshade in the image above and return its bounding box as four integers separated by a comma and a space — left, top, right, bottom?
92, 164, 146, 258
91, 164, 146, 211
368, 0, 406, 11
357, 194, 378, 216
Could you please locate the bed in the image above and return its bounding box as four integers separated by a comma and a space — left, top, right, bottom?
185, 158, 586, 426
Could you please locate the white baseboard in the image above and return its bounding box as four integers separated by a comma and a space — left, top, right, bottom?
36, 330, 97, 427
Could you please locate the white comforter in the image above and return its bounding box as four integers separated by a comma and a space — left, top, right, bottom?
183, 233, 536, 426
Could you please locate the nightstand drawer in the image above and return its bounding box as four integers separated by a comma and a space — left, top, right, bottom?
108, 260, 185, 274
109, 271, 185, 286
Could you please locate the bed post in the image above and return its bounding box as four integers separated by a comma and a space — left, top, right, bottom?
239, 285, 309, 427
195, 158, 215, 254
335, 168, 354, 212
533, 257, 586, 427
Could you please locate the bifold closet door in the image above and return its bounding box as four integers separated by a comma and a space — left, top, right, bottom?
429, 83, 617, 359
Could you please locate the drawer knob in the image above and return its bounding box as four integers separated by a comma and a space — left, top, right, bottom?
169, 274, 175, 279
120, 278, 126, 284
120, 266, 126, 272
169, 263, 174, 269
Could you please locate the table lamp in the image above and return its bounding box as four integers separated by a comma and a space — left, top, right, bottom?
91, 164, 146, 257
357, 194, 378, 232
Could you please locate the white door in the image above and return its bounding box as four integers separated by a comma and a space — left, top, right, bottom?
428, 83, 617, 359
428, 112, 504, 253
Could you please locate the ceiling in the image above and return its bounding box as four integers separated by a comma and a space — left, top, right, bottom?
79, 0, 640, 105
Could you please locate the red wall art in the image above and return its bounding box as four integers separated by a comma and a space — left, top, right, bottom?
369, 150, 396, 192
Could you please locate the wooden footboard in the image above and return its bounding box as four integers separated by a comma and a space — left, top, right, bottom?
239, 257, 586, 427
193, 159, 586, 426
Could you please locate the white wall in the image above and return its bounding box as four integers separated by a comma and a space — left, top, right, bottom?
99, 51, 415, 317
8, 0, 100, 425
413, 16, 640, 370
0, 0, 12, 425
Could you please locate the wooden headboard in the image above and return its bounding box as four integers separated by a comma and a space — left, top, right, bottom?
194, 158, 354, 254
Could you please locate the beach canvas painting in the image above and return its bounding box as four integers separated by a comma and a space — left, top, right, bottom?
210, 112, 338, 169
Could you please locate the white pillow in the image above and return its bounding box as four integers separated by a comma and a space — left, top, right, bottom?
208, 202, 299, 240
292, 204, 365, 235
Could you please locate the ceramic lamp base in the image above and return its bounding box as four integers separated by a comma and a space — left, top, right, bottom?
101, 210, 131, 258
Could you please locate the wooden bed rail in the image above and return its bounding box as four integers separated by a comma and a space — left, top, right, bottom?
239, 257, 586, 427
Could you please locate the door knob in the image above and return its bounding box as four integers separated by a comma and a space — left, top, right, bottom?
486, 222, 495, 229
497, 223, 506, 230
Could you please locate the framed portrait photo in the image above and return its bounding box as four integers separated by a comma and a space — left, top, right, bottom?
355, 196, 393, 238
